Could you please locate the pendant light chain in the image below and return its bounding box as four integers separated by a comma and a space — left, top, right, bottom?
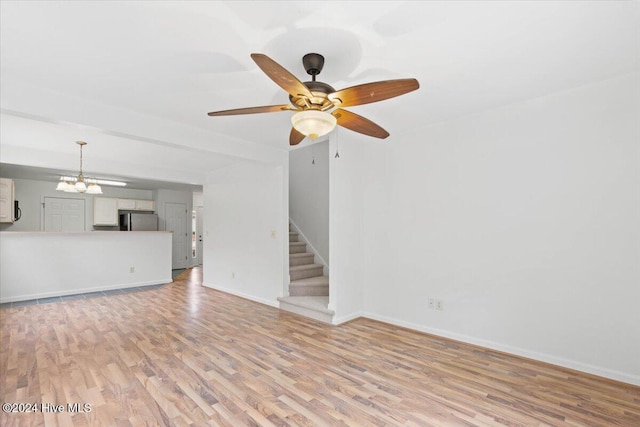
76, 141, 86, 184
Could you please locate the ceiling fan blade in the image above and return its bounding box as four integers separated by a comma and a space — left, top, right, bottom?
329, 78, 419, 107
290, 127, 305, 146
251, 53, 313, 99
207, 104, 293, 116
332, 109, 390, 139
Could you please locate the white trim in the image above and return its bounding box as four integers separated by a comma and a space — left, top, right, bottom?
288, 217, 329, 275
202, 282, 279, 308
282, 160, 291, 297
327, 134, 338, 315
1, 279, 172, 303
332, 311, 364, 325
358, 311, 640, 387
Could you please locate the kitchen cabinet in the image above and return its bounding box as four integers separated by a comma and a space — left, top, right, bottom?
93, 197, 118, 226
117, 198, 155, 211
117, 198, 136, 210
135, 200, 155, 211
0, 178, 15, 223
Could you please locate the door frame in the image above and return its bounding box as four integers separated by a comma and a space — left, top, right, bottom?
165, 201, 188, 269
194, 206, 203, 266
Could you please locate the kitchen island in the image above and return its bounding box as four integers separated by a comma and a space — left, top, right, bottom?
0, 231, 172, 303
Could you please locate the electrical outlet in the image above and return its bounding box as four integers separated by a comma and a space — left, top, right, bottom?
270, 230, 277, 239
129, 266, 135, 273
435, 299, 443, 310
428, 298, 435, 309
232, 272, 235, 279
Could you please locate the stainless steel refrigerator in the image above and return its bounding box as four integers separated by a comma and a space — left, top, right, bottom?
120, 212, 158, 231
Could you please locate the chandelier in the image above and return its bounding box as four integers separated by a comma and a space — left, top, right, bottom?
55, 141, 103, 194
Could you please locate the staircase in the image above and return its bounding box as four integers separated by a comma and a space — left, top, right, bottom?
288, 231, 328, 296
278, 223, 334, 323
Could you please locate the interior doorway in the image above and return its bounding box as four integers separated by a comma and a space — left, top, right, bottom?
165, 202, 187, 269
193, 206, 203, 266
43, 197, 85, 232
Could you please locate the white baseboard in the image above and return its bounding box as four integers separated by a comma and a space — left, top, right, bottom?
0, 278, 173, 303
202, 282, 279, 308
358, 311, 639, 387
332, 311, 365, 325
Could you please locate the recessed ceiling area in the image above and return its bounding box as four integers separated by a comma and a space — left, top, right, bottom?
0, 163, 203, 192
1, 1, 638, 186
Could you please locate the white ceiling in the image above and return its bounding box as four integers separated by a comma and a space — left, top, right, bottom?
1, 1, 638, 188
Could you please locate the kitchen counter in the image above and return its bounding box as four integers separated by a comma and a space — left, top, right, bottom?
0, 231, 172, 302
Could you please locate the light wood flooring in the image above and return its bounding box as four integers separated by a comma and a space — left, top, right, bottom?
1, 267, 639, 426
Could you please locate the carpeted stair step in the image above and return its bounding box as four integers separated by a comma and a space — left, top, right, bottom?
289, 276, 329, 297
289, 241, 307, 254
289, 232, 299, 242
289, 263, 324, 281
290, 252, 314, 266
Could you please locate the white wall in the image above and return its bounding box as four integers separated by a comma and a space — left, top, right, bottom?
328, 133, 367, 322
202, 158, 288, 306
289, 140, 330, 267
193, 191, 203, 207
1, 83, 284, 178
0, 231, 172, 302
0, 177, 153, 232
354, 73, 639, 385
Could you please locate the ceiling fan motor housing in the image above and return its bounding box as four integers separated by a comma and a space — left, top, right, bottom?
302, 53, 325, 77
289, 80, 336, 111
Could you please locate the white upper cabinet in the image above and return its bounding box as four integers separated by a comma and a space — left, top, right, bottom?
0, 178, 15, 223
135, 200, 155, 211
117, 198, 136, 210
117, 198, 155, 212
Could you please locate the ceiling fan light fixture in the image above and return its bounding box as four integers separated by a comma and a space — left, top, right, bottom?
291, 110, 337, 140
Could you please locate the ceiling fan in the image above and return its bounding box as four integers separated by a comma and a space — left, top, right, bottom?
207, 53, 420, 146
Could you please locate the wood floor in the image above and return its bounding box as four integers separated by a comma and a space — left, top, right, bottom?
1, 268, 639, 426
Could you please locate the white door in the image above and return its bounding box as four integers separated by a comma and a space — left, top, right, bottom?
44, 197, 85, 232
165, 202, 187, 269
196, 206, 203, 266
